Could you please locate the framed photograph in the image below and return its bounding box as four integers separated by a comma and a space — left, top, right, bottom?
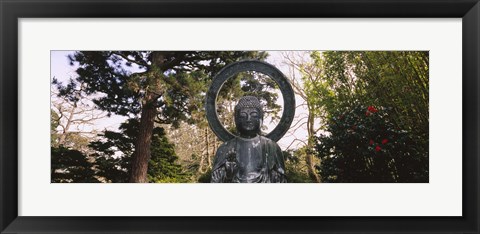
1, 0, 478, 233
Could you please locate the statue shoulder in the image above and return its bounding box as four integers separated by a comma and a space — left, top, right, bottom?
217, 139, 236, 153
259, 136, 282, 151
260, 136, 286, 169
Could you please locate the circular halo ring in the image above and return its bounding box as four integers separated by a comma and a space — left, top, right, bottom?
206, 60, 295, 142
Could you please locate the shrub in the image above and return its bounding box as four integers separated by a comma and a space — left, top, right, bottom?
316, 104, 428, 183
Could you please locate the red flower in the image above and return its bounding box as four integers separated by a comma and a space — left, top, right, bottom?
369, 139, 374, 145
381, 139, 389, 144
365, 111, 370, 116
375, 146, 382, 152
367, 106, 378, 113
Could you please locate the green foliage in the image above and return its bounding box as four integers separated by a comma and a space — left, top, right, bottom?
283, 150, 314, 183
316, 51, 429, 135
89, 119, 190, 183
303, 51, 429, 183
316, 104, 428, 183
88, 129, 132, 183
148, 126, 190, 183
51, 146, 99, 183
197, 169, 212, 183
69, 51, 269, 127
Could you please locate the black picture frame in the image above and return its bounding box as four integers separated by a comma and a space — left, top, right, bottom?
1, 0, 478, 233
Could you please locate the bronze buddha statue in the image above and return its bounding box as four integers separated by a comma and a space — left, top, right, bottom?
211, 96, 287, 183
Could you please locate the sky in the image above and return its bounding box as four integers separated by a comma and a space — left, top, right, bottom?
50, 51, 312, 150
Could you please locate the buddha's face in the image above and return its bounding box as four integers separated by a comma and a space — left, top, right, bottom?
235, 107, 262, 138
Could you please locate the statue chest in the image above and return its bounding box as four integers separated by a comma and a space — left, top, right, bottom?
232, 137, 268, 183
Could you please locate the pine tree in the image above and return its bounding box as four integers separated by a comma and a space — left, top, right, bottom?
68, 51, 268, 182
51, 146, 99, 183
89, 119, 189, 183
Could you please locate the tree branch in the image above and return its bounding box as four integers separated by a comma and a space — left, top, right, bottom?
111, 51, 149, 67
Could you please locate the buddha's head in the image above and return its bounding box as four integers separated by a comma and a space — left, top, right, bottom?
234, 96, 263, 138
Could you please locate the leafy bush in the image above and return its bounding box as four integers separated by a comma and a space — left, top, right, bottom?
316, 104, 428, 183
283, 150, 315, 183
197, 169, 212, 183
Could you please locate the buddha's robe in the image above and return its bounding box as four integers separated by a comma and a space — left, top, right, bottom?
211, 135, 287, 183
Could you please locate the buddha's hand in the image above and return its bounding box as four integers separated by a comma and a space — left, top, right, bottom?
225, 153, 237, 179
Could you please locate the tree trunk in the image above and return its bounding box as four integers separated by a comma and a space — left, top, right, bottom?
129, 51, 167, 183
129, 103, 157, 182
305, 149, 320, 182
206, 128, 211, 168
306, 107, 321, 183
